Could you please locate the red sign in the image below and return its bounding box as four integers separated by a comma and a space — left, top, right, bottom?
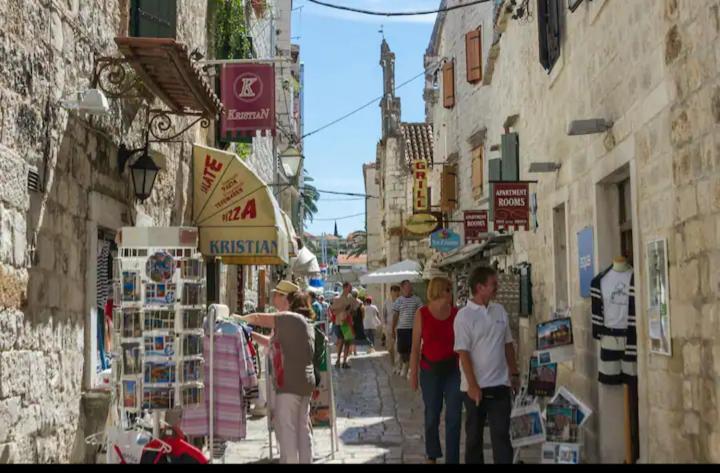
493, 182, 530, 231
464, 210, 488, 243
220, 64, 276, 139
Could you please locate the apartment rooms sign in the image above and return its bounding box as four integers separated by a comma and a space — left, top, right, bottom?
493, 182, 530, 231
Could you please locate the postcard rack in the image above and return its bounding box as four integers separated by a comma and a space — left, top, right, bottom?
111, 227, 207, 437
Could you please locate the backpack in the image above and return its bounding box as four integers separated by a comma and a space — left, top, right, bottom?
312, 324, 327, 387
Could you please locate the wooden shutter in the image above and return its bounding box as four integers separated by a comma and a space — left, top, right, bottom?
442, 60, 455, 109
130, 0, 177, 38
441, 164, 458, 213
501, 133, 520, 181
466, 28, 483, 83
471, 147, 484, 199
537, 0, 562, 72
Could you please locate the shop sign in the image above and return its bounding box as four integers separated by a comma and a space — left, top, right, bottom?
464, 210, 488, 244
412, 159, 429, 213
405, 213, 438, 235
577, 227, 594, 298
430, 229, 462, 253
220, 63, 276, 140
493, 182, 530, 231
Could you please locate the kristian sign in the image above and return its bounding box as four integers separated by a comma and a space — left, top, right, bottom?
413, 160, 429, 213
221, 64, 276, 140
493, 182, 530, 231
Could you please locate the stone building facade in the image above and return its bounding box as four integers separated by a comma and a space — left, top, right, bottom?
0, 0, 299, 463
424, 0, 720, 463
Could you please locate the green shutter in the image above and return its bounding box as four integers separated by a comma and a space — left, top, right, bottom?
130, 0, 177, 38
501, 133, 519, 182
488, 159, 502, 228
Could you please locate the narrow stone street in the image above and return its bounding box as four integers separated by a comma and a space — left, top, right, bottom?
224, 346, 537, 464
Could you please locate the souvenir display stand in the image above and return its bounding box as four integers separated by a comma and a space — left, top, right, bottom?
511, 308, 590, 465
98, 227, 208, 462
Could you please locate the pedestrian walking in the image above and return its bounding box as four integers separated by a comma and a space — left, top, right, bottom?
392, 280, 423, 378
454, 267, 521, 464
310, 291, 325, 321
331, 282, 360, 369
408, 277, 462, 464
362, 297, 382, 353
238, 281, 316, 464
383, 285, 401, 365
351, 289, 365, 356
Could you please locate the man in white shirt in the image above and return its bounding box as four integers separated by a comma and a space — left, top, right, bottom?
383, 285, 401, 365
454, 267, 520, 464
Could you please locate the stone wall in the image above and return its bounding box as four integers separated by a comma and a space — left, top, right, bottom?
426, 0, 720, 463
0, 0, 212, 463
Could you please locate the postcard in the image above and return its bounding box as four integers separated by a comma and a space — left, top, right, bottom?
181, 385, 204, 406
182, 334, 203, 357
144, 310, 175, 331
528, 356, 557, 397
545, 404, 578, 443
122, 343, 141, 375
182, 359, 203, 383
122, 272, 140, 302
145, 283, 176, 306
537, 317, 573, 350
121, 309, 142, 338
549, 386, 593, 428
181, 283, 203, 306
142, 387, 174, 410
180, 259, 203, 280
557, 443, 581, 464
146, 251, 175, 283
122, 380, 138, 409
144, 334, 175, 357
144, 361, 176, 384
182, 309, 204, 331
510, 403, 546, 448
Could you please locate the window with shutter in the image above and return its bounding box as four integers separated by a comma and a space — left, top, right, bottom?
130, 0, 177, 38
441, 164, 458, 213
442, 60, 455, 109
537, 0, 562, 72
466, 28, 483, 83
471, 146, 484, 199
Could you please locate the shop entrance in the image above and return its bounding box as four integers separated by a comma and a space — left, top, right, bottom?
595, 164, 640, 463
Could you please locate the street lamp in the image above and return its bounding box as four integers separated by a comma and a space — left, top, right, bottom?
279, 145, 303, 178
118, 144, 160, 202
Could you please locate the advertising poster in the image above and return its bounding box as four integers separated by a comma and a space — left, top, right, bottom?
577, 227, 594, 298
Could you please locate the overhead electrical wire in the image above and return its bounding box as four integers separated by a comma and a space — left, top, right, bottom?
307, 0, 491, 17
302, 68, 430, 139
314, 212, 366, 221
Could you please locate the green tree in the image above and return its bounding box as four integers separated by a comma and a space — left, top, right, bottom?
302, 171, 320, 223
348, 230, 367, 258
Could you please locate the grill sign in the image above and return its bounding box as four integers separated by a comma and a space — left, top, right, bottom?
413, 160, 429, 213
221, 64, 276, 139
493, 183, 529, 231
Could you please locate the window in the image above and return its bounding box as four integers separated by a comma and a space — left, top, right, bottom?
130, 0, 177, 38
471, 146, 484, 199
537, 0, 562, 73
442, 60, 455, 109
501, 132, 519, 182
466, 27, 483, 83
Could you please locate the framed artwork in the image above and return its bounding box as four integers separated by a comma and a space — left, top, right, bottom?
646, 239, 671, 356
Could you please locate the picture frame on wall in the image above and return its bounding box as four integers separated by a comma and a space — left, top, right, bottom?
646, 238, 672, 356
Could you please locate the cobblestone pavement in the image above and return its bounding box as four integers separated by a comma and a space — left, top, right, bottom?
224, 347, 538, 464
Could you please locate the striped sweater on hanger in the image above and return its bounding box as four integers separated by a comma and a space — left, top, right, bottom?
590, 266, 637, 385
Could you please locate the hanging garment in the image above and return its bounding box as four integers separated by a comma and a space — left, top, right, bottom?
181, 330, 258, 440
590, 266, 637, 385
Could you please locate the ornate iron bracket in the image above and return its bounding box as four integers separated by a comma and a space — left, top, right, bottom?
92, 56, 150, 100
147, 108, 211, 143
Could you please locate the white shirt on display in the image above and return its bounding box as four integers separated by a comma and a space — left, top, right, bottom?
454, 299, 513, 391
600, 269, 633, 329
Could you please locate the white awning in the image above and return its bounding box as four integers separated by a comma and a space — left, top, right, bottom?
292, 246, 321, 275
359, 260, 422, 285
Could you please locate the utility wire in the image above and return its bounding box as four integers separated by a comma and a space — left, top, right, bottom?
307, 0, 491, 17
314, 212, 366, 221
302, 67, 431, 139
306, 188, 377, 198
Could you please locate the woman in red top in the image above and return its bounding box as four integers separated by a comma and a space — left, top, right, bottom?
409, 277, 462, 464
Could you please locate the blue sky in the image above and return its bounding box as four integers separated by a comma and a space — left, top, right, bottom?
295, 0, 437, 237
